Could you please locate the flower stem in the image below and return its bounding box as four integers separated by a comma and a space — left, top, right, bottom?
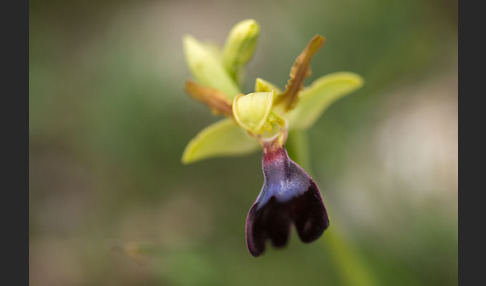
287, 129, 377, 286
286, 130, 311, 172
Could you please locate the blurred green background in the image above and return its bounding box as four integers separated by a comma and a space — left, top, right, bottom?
29, 0, 457, 285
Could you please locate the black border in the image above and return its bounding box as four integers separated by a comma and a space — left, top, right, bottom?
4, 0, 29, 284
458, 0, 480, 285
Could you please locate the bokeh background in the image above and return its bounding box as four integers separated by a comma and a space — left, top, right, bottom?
29, 0, 457, 285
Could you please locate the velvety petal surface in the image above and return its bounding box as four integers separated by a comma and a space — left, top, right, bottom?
246, 145, 329, 257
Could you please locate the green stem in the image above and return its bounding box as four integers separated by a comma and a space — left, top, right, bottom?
287, 130, 377, 286
286, 130, 311, 172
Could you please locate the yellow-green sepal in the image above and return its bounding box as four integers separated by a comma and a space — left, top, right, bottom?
254, 78, 282, 94
232, 91, 274, 135
286, 72, 364, 130
183, 35, 241, 99
181, 118, 259, 164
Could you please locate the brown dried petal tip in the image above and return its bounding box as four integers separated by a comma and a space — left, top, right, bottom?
185, 80, 233, 116
275, 35, 326, 111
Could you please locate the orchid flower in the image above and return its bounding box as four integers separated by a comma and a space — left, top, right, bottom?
181, 19, 363, 257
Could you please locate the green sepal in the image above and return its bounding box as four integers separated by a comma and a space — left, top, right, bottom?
254, 78, 282, 94
182, 118, 259, 164
286, 72, 364, 130
183, 35, 241, 99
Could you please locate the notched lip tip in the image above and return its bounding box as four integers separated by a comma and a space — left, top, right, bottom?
300, 229, 329, 244
248, 249, 263, 258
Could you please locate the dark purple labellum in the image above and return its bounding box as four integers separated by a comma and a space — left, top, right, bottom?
245, 145, 330, 257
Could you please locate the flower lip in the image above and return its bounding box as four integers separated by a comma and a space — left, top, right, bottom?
245, 145, 330, 257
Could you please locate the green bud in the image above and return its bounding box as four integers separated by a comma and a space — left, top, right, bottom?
183, 35, 241, 99
222, 19, 260, 82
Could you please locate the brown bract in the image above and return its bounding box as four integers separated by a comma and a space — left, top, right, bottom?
275, 35, 326, 111
185, 80, 234, 117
